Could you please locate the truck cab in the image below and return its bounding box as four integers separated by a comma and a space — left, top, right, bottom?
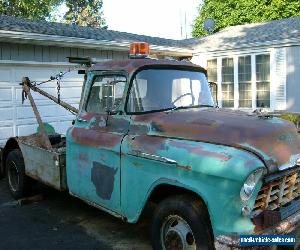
1, 43, 299, 249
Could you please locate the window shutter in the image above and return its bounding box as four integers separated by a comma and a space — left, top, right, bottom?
274, 48, 286, 110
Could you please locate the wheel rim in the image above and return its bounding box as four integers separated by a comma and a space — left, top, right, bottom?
161, 215, 196, 250
7, 161, 19, 192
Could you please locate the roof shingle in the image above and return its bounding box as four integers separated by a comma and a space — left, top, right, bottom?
194, 16, 300, 52
0, 15, 193, 49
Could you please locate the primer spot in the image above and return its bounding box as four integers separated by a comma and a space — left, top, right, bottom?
91, 162, 117, 200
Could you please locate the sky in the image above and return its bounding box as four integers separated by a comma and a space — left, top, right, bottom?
102, 0, 201, 40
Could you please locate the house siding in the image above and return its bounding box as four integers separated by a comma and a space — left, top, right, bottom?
286, 45, 300, 112
0, 42, 129, 62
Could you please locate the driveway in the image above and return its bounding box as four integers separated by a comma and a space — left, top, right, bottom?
0, 178, 151, 250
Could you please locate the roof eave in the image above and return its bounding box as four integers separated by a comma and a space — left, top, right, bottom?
0, 30, 194, 57
193, 36, 300, 54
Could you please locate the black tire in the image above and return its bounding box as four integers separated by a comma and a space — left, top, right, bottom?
0, 162, 4, 180
6, 149, 30, 199
151, 194, 214, 250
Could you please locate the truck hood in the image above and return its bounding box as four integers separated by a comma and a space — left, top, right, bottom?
133, 108, 300, 172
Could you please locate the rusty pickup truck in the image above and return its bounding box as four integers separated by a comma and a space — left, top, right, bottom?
0, 42, 299, 249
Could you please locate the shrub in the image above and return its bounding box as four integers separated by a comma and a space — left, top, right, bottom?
280, 113, 300, 126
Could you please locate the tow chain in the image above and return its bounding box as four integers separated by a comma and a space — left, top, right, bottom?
56, 72, 63, 103
20, 65, 82, 114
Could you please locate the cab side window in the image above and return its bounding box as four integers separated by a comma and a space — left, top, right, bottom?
86, 75, 126, 113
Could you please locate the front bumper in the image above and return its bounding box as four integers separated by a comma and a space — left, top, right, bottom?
214, 209, 300, 249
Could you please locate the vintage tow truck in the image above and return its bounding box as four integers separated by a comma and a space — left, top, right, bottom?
0, 42, 299, 249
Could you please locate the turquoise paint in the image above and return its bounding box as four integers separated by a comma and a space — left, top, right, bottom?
66, 130, 123, 213
121, 136, 265, 236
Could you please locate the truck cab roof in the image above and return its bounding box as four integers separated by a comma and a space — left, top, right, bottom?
90, 58, 206, 75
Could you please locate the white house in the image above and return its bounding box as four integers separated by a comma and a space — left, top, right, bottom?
191, 17, 300, 113
0, 15, 300, 145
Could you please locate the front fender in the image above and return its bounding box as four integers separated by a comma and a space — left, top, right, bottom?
121, 136, 265, 236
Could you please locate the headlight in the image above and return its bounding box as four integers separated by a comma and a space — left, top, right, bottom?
240, 169, 264, 201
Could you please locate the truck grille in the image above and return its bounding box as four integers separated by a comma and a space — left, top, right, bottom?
252, 169, 300, 217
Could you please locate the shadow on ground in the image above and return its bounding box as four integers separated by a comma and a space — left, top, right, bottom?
0, 178, 152, 250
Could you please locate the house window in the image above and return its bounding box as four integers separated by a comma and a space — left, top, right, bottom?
256, 54, 270, 108
238, 56, 252, 108
207, 59, 217, 82
221, 58, 234, 107
207, 59, 217, 103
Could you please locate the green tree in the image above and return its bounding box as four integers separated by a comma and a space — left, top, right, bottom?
192, 0, 300, 37
64, 0, 106, 28
0, 0, 62, 20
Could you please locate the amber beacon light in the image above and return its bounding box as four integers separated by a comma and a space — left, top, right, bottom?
129, 42, 150, 58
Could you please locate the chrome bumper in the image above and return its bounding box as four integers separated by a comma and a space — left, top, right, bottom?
215, 210, 300, 249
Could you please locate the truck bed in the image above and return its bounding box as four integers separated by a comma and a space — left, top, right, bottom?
18, 134, 67, 191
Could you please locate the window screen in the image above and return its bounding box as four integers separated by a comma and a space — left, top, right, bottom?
238, 56, 252, 108
221, 58, 234, 107
207, 59, 217, 82
256, 54, 270, 108
207, 59, 217, 104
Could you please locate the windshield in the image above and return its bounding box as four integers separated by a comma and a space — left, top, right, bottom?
126, 69, 214, 113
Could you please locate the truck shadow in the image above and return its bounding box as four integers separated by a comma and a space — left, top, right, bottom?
0, 178, 152, 250
33, 183, 153, 250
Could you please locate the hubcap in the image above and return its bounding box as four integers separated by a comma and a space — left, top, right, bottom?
161, 215, 196, 250
8, 161, 19, 192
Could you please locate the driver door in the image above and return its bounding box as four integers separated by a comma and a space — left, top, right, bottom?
67, 74, 130, 213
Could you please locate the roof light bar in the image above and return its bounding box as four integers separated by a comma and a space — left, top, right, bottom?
129, 42, 150, 58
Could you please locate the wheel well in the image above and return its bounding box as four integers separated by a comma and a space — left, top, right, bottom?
145, 184, 214, 239
147, 184, 211, 220
149, 184, 205, 205
1, 138, 20, 175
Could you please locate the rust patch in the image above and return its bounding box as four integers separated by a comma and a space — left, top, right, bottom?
252, 210, 281, 233
132, 108, 300, 171
71, 127, 120, 148
91, 162, 117, 200
18, 134, 44, 148
129, 135, 167, 155
91, 59, 200, 75
169, 140, 231, 161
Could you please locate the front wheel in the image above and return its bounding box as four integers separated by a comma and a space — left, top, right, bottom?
6, 149, 30, 199
151, 194, 214, 250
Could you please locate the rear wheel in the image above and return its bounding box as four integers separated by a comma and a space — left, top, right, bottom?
6, 149, 30, 199
151, 194, 214, 250
0, 162, 4, 180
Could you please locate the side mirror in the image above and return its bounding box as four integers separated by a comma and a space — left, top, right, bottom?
209, 81, 218, 107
